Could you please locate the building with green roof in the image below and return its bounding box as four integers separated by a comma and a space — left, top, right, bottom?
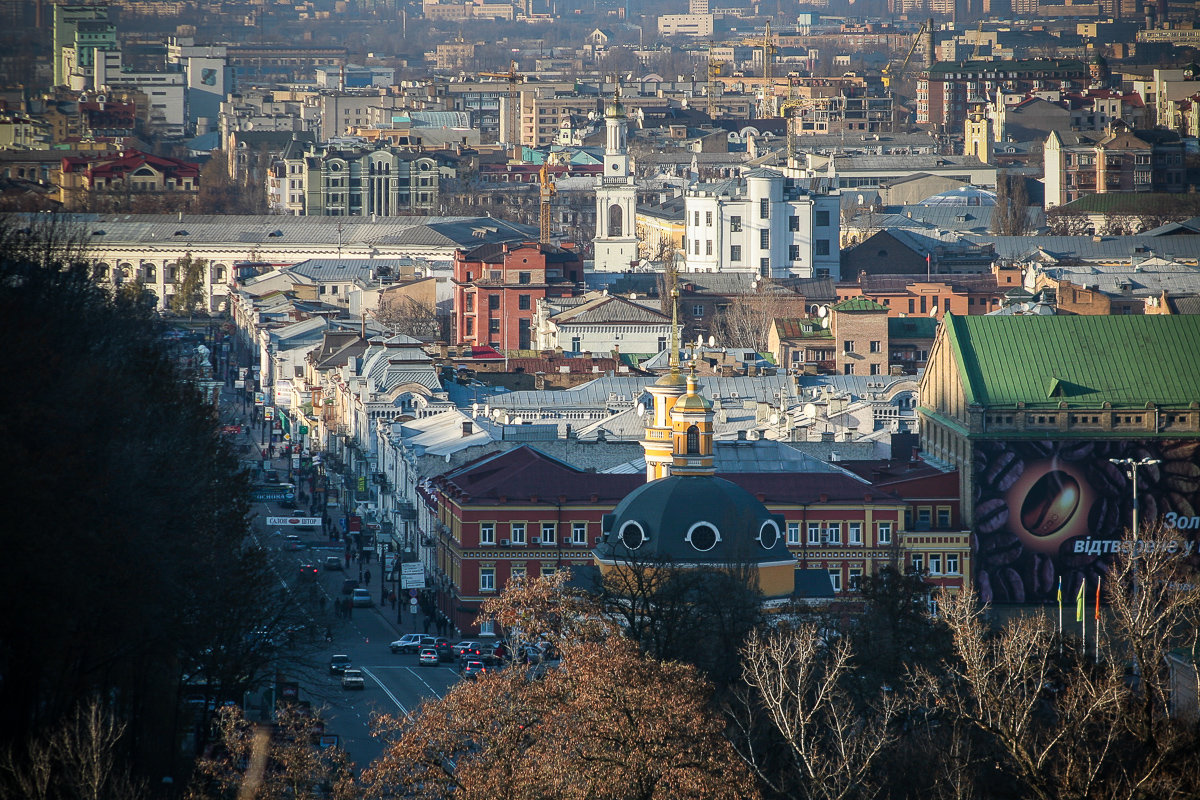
918, 314, 1200, 605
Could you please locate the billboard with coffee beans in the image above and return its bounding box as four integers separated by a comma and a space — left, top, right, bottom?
972, 439, 1200, 604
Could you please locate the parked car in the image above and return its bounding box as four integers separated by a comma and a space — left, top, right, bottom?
351, 588, 373, 608
324, 556, 343, 571
341, 578, 358, 595
329, 654, 351, 675
452, 640, 481, 658
460, 660, 488, 680
298, 563, 319, 578
458, 643, 502, 665
341, 669, 365, 690
418, 647, 439, 666
390, 634, 424, 654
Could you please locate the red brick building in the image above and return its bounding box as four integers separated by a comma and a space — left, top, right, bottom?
452, 241, 584, 351
59, 149, 200, 210
428, 444, 970, 635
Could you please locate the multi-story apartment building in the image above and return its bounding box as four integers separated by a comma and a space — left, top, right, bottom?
453, 241, 585, 351
1043, 124, 1188, 208
269, 139, 447, 216
59, 149, 200, 210
918, 314, 1200, 605
52, 3, 110, 88
682, 168, 841, 279
917, 59, 1088, 131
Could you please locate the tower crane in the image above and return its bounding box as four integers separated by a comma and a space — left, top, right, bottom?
882, 23, 927, 131
706, 40, 726, 119
479, 60, 527, 150
538, 162, 556, 245
749, 21, 778, 118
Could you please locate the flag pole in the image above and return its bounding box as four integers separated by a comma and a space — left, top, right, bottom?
1057, 576, 1063, 655
1094, 575, 1102, 664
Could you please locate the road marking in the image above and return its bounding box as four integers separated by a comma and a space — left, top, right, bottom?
360, 666, 408, 715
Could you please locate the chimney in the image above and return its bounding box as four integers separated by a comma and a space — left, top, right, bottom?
462, 420, 473, 437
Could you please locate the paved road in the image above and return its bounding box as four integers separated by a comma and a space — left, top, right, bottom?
218, 385, 462, 768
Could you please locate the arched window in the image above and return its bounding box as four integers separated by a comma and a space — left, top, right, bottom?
686, 424, 700, 454
608, 203, 623, 237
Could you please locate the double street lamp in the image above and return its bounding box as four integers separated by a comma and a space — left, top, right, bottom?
1108, 457, 1162, 546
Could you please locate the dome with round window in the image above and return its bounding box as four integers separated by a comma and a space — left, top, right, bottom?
596, 475, 793, 593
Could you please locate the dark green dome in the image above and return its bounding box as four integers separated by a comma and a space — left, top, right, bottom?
596, 475, 791, 567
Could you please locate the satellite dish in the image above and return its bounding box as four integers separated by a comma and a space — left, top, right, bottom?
817, 305, 828, 318
769, 413, 779, 424
929, 307, 939, 317
708, 335, 715, 347
471, 402, 479, 414
636, 402, 645, 417
512, 416, 524, 425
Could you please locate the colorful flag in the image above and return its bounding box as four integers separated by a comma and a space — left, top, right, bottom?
1057, 576, 1062, 607
1076, 581, 1086, 623
1095, 577, 1102, 620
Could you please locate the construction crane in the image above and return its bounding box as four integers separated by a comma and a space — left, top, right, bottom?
745, 21, 778, 118
778, 98, 805, 169
882, 23, 927, 131
479, 60, 526, 151
706, 40, 725, 119
971, 20, 984, 60
538, 162, 556, 244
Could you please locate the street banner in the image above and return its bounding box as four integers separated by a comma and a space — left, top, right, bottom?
266, 516, 322, 526
400, 561, 425, 589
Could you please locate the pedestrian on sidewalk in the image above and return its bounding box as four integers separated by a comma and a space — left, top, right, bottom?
390, 591, 397, 610
364, 569, 371, 585
423, 616, 431, 634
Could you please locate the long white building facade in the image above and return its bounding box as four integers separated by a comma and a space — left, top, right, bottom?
682, 168, 841, 279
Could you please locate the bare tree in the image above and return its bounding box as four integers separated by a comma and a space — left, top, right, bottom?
726, 624, 899, 800
991, 172, 1031, 236
169, 252, 209, 316
711, 286, 793, 354
373, 294, 439, 340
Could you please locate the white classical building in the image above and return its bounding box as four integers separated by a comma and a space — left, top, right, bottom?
682, 168, 841, 279
592, 87, 639, 273
533, 291, 671, 354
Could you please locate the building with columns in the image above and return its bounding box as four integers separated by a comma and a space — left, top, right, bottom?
592, 86, 639, 273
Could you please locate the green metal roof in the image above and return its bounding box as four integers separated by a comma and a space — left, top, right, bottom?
833, 297, 888, 313
944, 314, 1200, 409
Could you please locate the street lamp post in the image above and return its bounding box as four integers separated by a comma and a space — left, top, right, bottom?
1109, 457, 1162, 549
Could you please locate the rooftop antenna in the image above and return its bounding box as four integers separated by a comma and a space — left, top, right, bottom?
669, 279, 681, 377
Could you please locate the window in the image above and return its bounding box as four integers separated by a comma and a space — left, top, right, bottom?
760, 229, 770, 249
692, 304, 705, 317
870, 340, 881, 353
928, 554, 942, 575
825, 523, 841, 544
518, 272, 531, 285
760, 198, 770, 219
815, 240, 831, 256
705, 239, 713, 256
937, 507, 952, 529
541, 566, 556, 578
946, 553, 960, 574
705, 210, 713, 226
572, 522, 587, 545
843, 340, 855, 353
480, 567, 495, 592
465, 295, 475, 312
518, 294, 530, 310
541, 522, 556, 545
789, 215, 800, 232
730, 215, 742, 232
848, 522, 862, 545
510, 566, 526, 582
828, 568, 842, 593
789, 245, 800, 261
848, 567, 862, 590
488, 294, 500, 309
787, 521, 800, 545
686, 424, 700, 453
807, 522, 821, 545
694, 211, 700, 226
466, 318, 475, 335
760, 257, 770, 275
511, 522, 526, 545
844, 364, 854, 375
911, 554, 924, 573
480, 523, 495, 545
877, 522, 892, 544
917, 507, 932, 528
730, 244, 742, 262
489, 319, 500, 334
815, 210, 830, 226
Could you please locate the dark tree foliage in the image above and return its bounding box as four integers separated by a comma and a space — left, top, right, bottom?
848, 567, 952, 693
0, 216, 273, 784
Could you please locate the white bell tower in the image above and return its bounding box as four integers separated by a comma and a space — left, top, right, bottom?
593, 79, 639, 272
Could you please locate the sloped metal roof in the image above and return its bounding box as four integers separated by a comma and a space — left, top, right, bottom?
943, 314, 1200, 409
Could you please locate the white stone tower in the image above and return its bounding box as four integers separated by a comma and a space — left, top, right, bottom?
593, 79, 639, 272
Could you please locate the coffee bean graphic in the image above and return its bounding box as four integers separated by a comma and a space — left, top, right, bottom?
1021, 470, 1081, 538
986, 451, 1025, 492
976, 497, 1010, 535
1000, 567, 1026, 603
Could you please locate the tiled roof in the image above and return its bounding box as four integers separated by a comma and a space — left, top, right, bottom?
942, 314, 1200, 409
436, 445, 644, 502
